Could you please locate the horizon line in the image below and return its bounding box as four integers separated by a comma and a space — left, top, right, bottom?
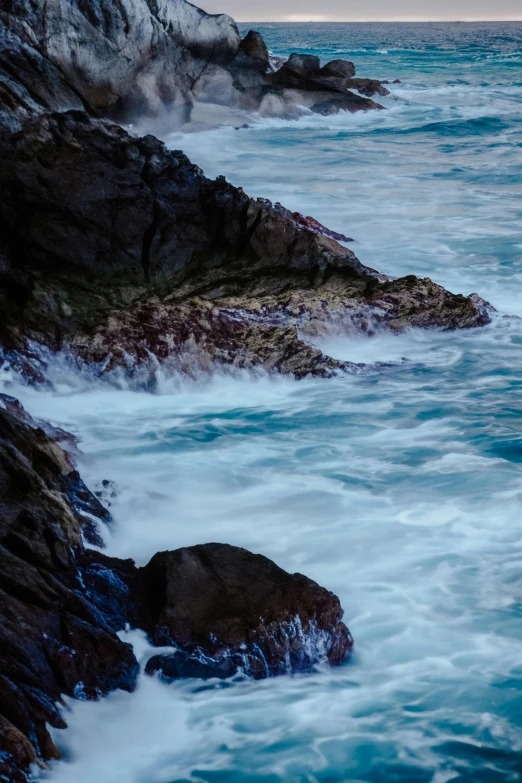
235, 17, 522, 23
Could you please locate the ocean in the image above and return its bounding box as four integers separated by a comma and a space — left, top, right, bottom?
13, 21, 522, 783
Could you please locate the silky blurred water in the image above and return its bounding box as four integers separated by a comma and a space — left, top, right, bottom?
16, 21, 522, 783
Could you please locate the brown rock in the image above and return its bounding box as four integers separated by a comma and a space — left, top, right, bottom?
0, 402, 139, 778
141, 544, 353, 680
238, 30, 270, 71
319, 59, 356, 79
0, 112, 490, 385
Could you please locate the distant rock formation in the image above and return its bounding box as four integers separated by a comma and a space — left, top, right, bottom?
0, 1, 387, 131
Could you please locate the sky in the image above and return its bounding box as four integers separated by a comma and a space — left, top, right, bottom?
197, 0, 522, 22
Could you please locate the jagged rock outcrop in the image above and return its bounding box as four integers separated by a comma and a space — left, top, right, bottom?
0, 397, 139, 781
0, 0, 387, 131
0, 398, 353, 780
0, 111, 491, 384
268, 52, 388, 114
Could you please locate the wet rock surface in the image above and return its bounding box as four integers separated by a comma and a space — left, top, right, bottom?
0, 111, 491, 385
0, 401, 354, 779
0, 399, 139, 780
141, 544, 353, 680
80, 543, 353, 681
268, 51, 388, 111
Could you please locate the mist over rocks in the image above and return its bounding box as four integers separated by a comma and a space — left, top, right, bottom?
0, 0, 388, 131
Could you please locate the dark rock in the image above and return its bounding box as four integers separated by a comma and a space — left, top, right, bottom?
80, 543, 354, 681
0, 716, 36, 782
274, 53, 321, 81
345, 78, 390, 98
238, 30, 270, 71
290, 212, 354, 243
78, 549, 153, 634
141, 544, 353, 680
267, 52, 386, 111
310, 95, 382, 115
0, 112, 490, 383
320, 59, 356, 79
0, 393, 110, 546
0, 403, 139, 778
0, 393, 80, 461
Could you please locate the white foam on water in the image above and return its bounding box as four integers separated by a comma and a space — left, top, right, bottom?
14, 318, 522, 781
14, 21, 522, 783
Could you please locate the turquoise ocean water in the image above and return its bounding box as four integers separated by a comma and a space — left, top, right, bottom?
12, 21, 522, 783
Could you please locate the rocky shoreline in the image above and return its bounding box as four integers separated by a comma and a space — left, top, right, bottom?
0, 111, 491, 387
0, 395, 352, 780
0, 0, 493, 779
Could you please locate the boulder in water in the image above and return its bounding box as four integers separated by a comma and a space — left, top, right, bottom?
141, 543, 353, 680
320, 59, 356, 79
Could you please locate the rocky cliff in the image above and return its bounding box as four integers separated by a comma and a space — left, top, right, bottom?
0, 110, 491, 385
0, 0, 387, 132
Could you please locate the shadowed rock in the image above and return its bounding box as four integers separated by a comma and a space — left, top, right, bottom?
269, 52, 389, 107
0, 111, 491, 384
238, 29, 270, 71
141, 544, 353, 680
0, 400, 139, 778
320, 59, 356, 79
